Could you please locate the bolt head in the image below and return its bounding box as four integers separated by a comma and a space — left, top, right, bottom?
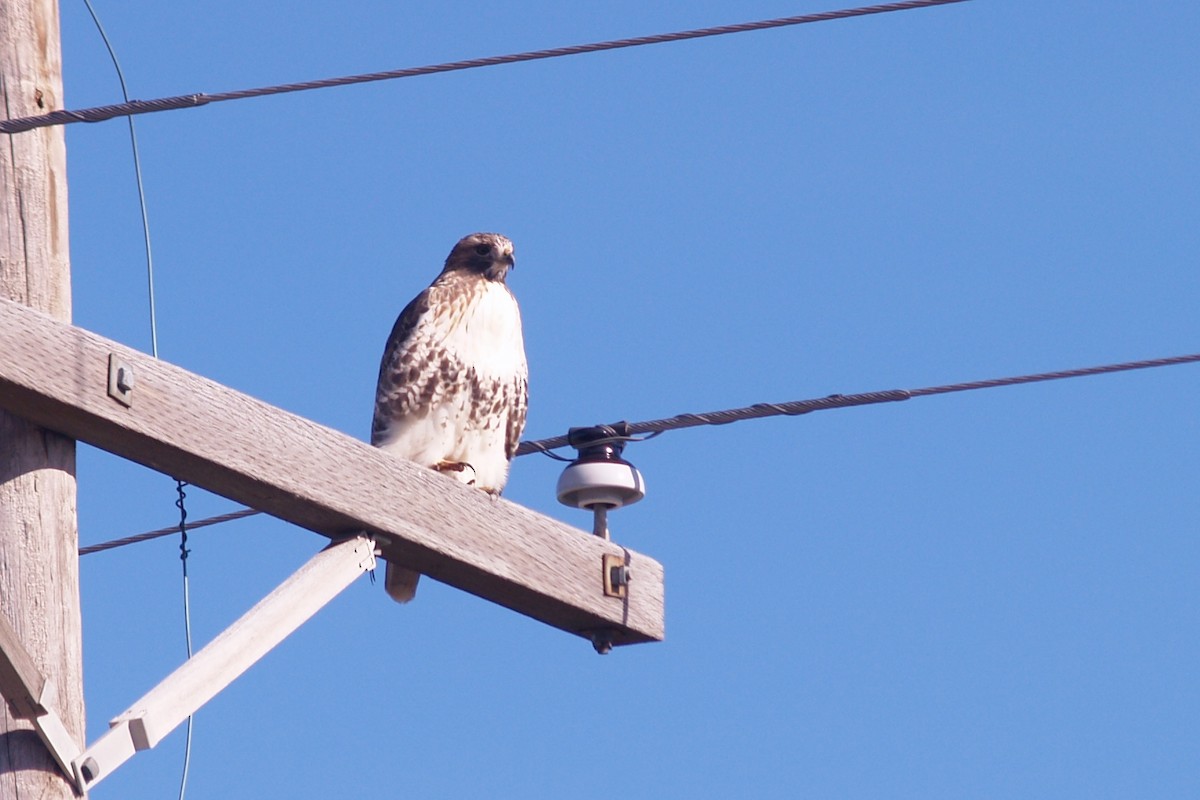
116, 366, 135, 392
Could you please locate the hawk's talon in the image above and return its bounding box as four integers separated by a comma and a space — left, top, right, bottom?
435, 460, 477, 486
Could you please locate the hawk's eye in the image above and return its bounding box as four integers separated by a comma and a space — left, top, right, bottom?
473, 243, 492, 256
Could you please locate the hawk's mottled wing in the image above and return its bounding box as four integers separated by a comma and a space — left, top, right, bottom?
505, 374, 528, 460
371, 282, 442, 447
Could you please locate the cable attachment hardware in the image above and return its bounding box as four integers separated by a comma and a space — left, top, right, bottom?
555, 423, 646, 540
556, 423, 647, 656
107, 354, 135, 407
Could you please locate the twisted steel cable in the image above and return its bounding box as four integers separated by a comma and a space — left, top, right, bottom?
2, 0, 969, 135
517, 352, 1200, 454
79, 507, 260, 556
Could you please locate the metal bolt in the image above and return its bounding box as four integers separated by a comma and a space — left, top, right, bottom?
79, 757, 99, 783
108, 355, 136, 407
609, 565, 632, 588
591, 632, 614, 655
591, 505, 611, 539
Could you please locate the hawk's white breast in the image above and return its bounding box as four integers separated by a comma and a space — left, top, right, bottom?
451, 281, 526, 377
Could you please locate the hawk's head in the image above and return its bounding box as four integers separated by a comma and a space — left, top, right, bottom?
443, 232, 516, 283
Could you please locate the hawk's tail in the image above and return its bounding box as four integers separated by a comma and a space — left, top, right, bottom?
384, 562, 420, 603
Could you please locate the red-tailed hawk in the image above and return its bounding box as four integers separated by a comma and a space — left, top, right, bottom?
371, 232, 528, 602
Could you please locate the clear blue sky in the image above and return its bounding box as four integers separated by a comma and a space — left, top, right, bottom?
59, 1, 1199, 797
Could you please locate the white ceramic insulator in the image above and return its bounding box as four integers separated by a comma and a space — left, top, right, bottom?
556, 460, 646, 509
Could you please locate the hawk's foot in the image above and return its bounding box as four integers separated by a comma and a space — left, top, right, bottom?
434, 460, 477, 486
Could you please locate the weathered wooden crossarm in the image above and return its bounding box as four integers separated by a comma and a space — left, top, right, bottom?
0, 297, 664, 646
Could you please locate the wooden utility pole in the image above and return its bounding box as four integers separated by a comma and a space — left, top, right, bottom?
0, 1, 85, 798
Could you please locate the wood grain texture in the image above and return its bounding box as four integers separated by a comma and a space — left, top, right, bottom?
0, 612, 47, 719
0, 297, 666, 646
0, 2, 84, 797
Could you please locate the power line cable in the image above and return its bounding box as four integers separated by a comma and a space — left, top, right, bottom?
518, 352, 1200, 454
78, 507, 260, 555
1, 0, 969, 136
79, 350, 1200, 556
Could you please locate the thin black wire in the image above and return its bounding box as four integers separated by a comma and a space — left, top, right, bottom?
0, 0, 970, 136
79, 350, 1200, 555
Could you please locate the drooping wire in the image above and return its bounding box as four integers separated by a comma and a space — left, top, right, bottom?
174, 479, 194, 800
80, 0, 159, 358
81, 2, 187, 796
2, 0, 971, 136
175, 481, 193, 650
78, 349, 1200, 555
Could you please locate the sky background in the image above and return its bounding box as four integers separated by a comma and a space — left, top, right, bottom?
49, 0, 1199, 797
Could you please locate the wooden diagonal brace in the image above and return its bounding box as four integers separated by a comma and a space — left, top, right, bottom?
73, 536, 375, 792
0, 613, 83, 789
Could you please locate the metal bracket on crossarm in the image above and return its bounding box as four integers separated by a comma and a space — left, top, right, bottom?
61, 534, 376, 793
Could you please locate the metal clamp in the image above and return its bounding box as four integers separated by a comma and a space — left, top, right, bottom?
602, 553, 631, 599
107, 354, 135, 407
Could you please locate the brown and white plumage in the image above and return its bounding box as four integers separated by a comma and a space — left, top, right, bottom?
371, 232, 528, 602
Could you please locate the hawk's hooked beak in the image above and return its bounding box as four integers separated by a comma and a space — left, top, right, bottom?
487, 251, 516, 282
